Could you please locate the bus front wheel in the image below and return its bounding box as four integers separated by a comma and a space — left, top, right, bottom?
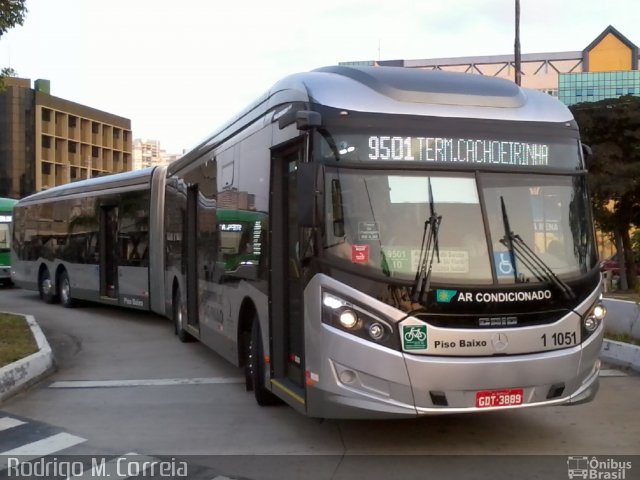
249, 319, 281, 406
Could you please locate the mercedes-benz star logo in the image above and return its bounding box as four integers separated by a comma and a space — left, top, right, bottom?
491, 333, 509, 352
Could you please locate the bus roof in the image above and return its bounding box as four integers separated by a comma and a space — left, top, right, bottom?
16, 167, 156, 205
170, 65, 575, 174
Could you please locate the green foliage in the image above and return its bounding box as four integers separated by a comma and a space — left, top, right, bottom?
571, 95, 640, 287
0, 66, 17, 91
0, 0, 28, 37
571, 96, 640, 227
0, 0, 27, 91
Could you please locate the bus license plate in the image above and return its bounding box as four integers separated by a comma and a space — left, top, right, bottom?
475, 388, 524, 408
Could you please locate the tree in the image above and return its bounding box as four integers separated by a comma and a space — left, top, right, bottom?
0, 0, 28, 37
0, 0, 27, 91
571, 96, 640, 289
0, 66, 16, 90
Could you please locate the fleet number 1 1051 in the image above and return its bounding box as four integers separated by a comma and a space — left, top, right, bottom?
541, 331, 577, 347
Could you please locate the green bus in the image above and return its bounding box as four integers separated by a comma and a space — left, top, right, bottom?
0, 197, 17, 285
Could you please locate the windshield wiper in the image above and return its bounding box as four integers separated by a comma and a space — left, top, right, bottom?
499, 197, 575, 299
500, 197, 519, 283
411, 178, 442, 303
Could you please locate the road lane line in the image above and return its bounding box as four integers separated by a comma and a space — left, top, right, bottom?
0, 417, 26, 432
49, 377, 245, 389
0, 432, 87, 470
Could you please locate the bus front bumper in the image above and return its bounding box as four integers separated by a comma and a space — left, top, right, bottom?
306, 324, 603, 419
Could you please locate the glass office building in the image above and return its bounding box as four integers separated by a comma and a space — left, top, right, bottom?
559, 71, 640, 105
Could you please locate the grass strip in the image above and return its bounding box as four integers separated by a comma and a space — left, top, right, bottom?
0, 313, 38, 368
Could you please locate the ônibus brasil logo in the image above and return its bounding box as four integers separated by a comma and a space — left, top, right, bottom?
567, 456, 632, 479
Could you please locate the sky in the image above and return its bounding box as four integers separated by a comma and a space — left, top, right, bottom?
1, 0, 639, 154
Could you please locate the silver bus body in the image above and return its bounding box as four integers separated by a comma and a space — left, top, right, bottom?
12, 66, 604, 418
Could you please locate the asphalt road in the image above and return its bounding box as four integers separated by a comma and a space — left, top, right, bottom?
0, 286, 639, 479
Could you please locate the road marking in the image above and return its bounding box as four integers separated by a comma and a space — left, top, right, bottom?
0, 432, 86, 470
599, 369, 628, 377
0, 417, 25, 432
49, 377, 245, 389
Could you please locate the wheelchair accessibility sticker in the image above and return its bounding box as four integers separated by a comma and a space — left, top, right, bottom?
494, 252, 516, 277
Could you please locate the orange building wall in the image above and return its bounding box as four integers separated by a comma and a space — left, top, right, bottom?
588, 33, 633, 71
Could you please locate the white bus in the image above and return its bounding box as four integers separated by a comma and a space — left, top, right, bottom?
12, 66, 606, 418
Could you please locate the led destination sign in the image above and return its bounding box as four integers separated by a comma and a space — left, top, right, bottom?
368, 136, 550, 166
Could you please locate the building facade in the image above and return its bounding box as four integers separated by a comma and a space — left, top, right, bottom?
341, 25, 639, 106
0, 78, 132, 199
132, 138, 181, 170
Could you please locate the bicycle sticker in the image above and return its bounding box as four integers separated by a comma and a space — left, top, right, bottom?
403, 325, 428, 350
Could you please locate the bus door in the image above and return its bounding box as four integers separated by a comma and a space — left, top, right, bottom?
100, 205, 118, 299
184, 185, 200, 333
270, 140, 306, 394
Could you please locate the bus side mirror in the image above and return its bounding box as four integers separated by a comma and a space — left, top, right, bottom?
297, 162, 321, 227
295, 111, 321, 131
277, 109, 321, 130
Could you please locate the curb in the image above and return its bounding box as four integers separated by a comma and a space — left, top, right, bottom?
0, 313, 55, 403
600, 339, 640, 373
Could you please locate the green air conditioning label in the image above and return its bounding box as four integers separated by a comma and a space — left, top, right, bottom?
403, 325, 427, 350
436, 289, 457, 303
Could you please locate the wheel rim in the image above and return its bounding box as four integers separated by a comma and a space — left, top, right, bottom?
41, 274, 51, 295
61, 278, 70, 303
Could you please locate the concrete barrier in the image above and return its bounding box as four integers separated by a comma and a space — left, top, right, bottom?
601, 339, 640, 372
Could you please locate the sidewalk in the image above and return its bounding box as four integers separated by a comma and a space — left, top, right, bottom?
0, 313, 55, 403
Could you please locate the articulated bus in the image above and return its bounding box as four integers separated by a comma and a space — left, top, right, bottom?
0, 197, 17, 285
12, 66, 606, 418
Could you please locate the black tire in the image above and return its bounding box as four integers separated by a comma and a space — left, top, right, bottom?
244, 328, 254, 392
249, 319, 281, 406
58, 270, 75, 308
38, 268, 57, 304
173, 288, 192, 342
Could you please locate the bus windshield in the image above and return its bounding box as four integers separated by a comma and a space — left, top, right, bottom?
322, 167, 596, 285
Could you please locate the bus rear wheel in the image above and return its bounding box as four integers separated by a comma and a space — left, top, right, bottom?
173, 288, 192, 343
248, 319, 281, 406
58, 270, 75, 308
38, 268, 57, 304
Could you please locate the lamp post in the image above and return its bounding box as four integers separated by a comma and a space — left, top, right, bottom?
514, 0, 522, 86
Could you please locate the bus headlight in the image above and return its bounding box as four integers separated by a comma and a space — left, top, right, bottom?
582, 302, 606, 339
322, 291, 399, 350
339, 309, 359, 329
592, 304, 606, 321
